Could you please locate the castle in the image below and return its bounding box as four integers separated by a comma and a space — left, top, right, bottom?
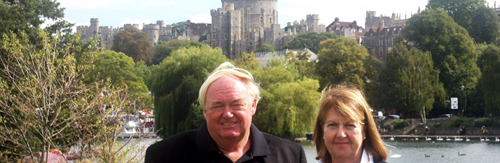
207, 0, 325, 59
77, 19, 210, 54
365, 11, 407, 30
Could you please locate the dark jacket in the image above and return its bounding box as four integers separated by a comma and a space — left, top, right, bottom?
145, 122, 307, 163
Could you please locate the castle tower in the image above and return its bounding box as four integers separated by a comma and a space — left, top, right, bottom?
143, 24, 160, 48
90, 18, 99, 37
306, 14, 320, 33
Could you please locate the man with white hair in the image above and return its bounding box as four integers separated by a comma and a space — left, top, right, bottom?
145, 62, 307, 163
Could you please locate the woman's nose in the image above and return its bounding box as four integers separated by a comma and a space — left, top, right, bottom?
336, 126, 347, 138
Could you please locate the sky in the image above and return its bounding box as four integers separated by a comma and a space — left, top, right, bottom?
54, 0, 500, 31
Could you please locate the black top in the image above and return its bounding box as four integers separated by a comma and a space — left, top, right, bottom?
145, 122, 307, 163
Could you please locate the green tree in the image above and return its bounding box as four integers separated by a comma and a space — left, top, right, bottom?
0, 0, 73, 42
427, 0, 499, 44
315, 37, 379, 89
171, 21, 187, 36
252, 58, 320, 138
87, 50, 150, 112
377, 44, 445, 120
233, 52, 262, 72
151, 46, 227, 137
477, 45, 500, 116
0, 30, 125, 162
284, 50, 318, 79
401, 9, 480, 95
112, 28, 152, 65
284, 31, 338, 54
152, 39, 203, 65
470, 6, 500, 44
255, 43, 276, 52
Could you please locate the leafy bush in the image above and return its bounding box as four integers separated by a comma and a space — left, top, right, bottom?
389, 120, 411, 129
450, 117, 469, 127
474, 118, 494, 127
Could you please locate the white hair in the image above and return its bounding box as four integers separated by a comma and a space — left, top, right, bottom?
198, 62, 260, 108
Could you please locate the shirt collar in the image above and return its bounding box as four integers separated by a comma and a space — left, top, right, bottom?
360, 148, 374, 163
196, 121, 271, 156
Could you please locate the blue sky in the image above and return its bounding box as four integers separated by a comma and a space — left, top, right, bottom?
54, 0, 499, 31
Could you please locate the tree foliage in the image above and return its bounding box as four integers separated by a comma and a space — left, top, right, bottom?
0, 30, 126, 162
427, 0, 499, 44
152, 39, 203, 65
315, 37, 379, 90
477, 45, 500, 116
401, 9, 480, 95
151, 46, 227, 137
377, 44, 445, 119
112, 28, 152, 65
171, 21, 187, 36
87, 50, 151, 112
255, 43, 276, 52
284, 31, 338, 54
252, 58, 320, 138
0, 0, 73, 42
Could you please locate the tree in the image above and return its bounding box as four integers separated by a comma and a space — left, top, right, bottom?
151, 46, 227, 137
233, 52, 262, 72
477, 45, 500, 116
255, 43, 276, 52
284, 49, 318, 79
152, 39, 203, 65
252, 58, 320, 138
377, 44, 445, 120
470, 6, 500, 44
0, 0, 73, 43
284, 31, 338, 54
112, 28, 152, 65
171, 21, 187, 36
0, 30, 126, 162
427, 0, 499, 44
315, 37, 379, 89
87, 50, 151, 112
401, 9, 481, 95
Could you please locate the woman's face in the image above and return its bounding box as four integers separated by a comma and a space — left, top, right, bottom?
323, 108, 365, 162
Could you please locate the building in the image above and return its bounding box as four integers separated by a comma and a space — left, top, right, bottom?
365, 11, 407, 30
362, 21, 402, 64
326, 17, 365, 44
77, 19, 210, 53
207, 0, 325, 59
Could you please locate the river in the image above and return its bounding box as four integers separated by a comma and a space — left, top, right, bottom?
132, 138, 500, 163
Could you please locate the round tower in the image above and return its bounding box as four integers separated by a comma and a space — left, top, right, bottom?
143, 24, 160, 47
221, 0, 278, 29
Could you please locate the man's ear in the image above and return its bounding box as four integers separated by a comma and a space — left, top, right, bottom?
251, 98, 257, 115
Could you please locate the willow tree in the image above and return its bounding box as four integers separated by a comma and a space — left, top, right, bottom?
252, 58, 320, 138
151, 46, 227, 137
378, 44, 445, 121
477, 45, 500, 116
402, 9, 480, 95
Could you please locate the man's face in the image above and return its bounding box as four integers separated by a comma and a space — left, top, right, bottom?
204, 75, 256, 141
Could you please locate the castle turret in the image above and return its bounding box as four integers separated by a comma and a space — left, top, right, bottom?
143, 24, 160, 48
90, 18, 99, 37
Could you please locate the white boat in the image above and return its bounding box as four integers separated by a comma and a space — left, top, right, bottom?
436, 136, 443, 141
454, 137, 463, 141
426, 137, 432, 141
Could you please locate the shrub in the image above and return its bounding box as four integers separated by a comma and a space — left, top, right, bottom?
474, 118, 494, 127
390, 119, 411, 129
450, 117, 469, 127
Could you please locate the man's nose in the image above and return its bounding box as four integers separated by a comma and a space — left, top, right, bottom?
222, 106, 234, 118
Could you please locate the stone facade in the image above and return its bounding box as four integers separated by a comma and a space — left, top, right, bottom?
362, 21, 402, 64
326, 17, 365, 44
365, 11, 406, 29
77, 18, 210, 53
207, 0, 325, 59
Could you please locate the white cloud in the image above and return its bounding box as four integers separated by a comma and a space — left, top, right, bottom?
119, 19, 153, 29
190, 13, 211, 24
